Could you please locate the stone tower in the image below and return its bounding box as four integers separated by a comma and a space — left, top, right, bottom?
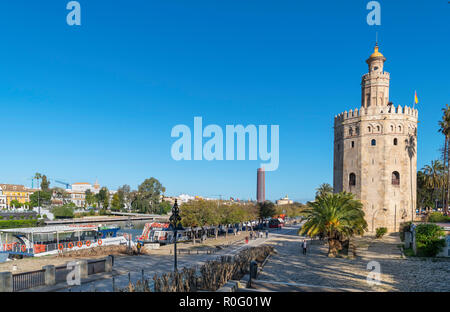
333, 44, 418, 233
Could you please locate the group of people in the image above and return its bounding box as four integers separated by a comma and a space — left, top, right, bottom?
245, 229, 269, 243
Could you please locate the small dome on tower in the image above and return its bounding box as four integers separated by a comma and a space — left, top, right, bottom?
369, 44, 384, 59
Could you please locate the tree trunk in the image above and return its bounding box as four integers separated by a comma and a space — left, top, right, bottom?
327, 238, 342, 257
441, 138, 448, 214
447, 136, 450, 216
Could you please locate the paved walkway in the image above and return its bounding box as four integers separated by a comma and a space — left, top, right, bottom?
57, 226, 293, 292
256, 227, 450, 292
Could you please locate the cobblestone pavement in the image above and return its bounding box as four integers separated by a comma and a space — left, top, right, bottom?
257, 225, 450, 292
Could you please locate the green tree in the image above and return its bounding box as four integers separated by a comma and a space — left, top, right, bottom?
438, 104, 450, 216
52, 203, 76, 219
405, 134, 416, 221
131, 178, 164, 214
85, 189, 96, 207
111, 193, 121, 211
30, 191, 52, 207
117, 184, 131, 211
257, 201, 276, 220
95, 187, 109, 209
158, 201, 172, 215
300, 192, 368, 257
9, 200, 22, 208
41, 175, 50, 191
315, 183, 333, 199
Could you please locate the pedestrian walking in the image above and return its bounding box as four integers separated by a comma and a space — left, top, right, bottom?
250, 231, 253, 240
302, 239, 307, 255
265, 230, 268, 238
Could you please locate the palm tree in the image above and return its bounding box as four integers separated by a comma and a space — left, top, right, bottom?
422, 160, 444, 211
439, 104, 450, 215
405, 134, 416, 222
299, 192, 367, 257
33, 172, 42, 216
315, 183, 334, 199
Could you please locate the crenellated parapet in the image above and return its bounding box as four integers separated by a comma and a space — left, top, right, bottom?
334, 105, 418, 124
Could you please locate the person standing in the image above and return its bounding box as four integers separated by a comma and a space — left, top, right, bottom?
302, 239, 307, 255
265, 230, 269, 238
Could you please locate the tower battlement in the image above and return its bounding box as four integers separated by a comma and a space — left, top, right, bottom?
334, 105, 418, 124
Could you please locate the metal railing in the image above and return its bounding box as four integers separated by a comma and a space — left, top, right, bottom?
12, 269, 45, 291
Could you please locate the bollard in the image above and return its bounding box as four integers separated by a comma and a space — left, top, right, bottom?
43, 265, 56, 286
0, 272, 12, 292
112, 277, 115, 292
105, 256, 113, 273
249, 260, 258, 287
78, 260, 88, 279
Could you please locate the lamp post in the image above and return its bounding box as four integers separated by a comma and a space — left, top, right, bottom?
169, 199, 181, 272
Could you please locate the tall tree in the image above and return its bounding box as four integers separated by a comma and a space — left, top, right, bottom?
96, 187, 109, 209
439, 104, 450, 215
257, 201, 276, 220
134, 178, 164, 214
405, 134, 416, 222
41, 175, 50, 191
117, 184, 131, 211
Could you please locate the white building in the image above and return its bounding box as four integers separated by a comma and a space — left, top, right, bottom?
0, 186, 7, 209
276, 195, 293, 205
68, 181, 101, 208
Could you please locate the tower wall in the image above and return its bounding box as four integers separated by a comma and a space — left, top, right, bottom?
334, 106, 418, 232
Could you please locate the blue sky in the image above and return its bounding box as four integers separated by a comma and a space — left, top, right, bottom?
0, 0, 448, 202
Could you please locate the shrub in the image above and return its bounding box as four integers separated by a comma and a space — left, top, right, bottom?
428, 212, 450, 223
52, 204, 75, 219
376, 227, 388, 238
0, 219, 38, 229
415, 223, 446, 257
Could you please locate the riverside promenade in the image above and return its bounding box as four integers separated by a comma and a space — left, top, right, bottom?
50, 226, 298, 292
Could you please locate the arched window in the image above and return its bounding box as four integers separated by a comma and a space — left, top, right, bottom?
355, 127, 359, 135
371, 139, 376, 146
351, 141, 355, 148
390, 125, 394, 132
349, 173, 356, 186
398, 125, 402, 132
392, 171, 400, 185
393, 138, 398, 145
376, 125, 380, 132
349, 127, 353, 136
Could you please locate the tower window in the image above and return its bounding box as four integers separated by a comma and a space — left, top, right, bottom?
371, 139, 376, 146
392, 171, 400, 185
367, 127, 371, 133
393, 138, 398, 145
377, 125, 380, 132
349, 127, 353, 136
349, 173, 356, 187
351, 141, 355, 148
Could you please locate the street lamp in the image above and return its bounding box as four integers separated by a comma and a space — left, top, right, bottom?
169, 199, 182, 272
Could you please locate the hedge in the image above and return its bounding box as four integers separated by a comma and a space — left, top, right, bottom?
0, 219, 39, 229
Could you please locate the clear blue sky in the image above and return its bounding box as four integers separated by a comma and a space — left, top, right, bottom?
0, 0, 448, 202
